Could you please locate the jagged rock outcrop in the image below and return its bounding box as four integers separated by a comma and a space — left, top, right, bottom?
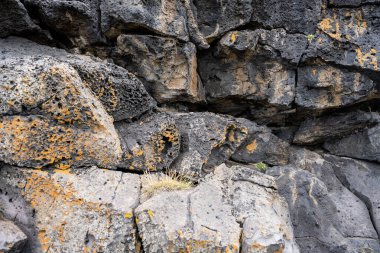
1, 0, 380, 252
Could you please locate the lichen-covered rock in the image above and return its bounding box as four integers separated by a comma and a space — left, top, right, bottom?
0, 0, 40, 38
304, 5, 380, 73
329, 0, 380, 6
100, 0, 189, 41
324, 124, 380, 162
0, 218, 27, 253
116, 113, 180, 172
168, 112, 249, 178
324, 154, 380, 235
193, 0, 253, 41
251, 0, 323, 34
0, 166, 141, 253
24, 0, 102, 47
199, 29, 307, 115
136, 164, 299, 253
1, 37, 156, 121
231, 118, 290, 166
293, 110, 380, 144
115, 35, 205, 103
268, 149, 380, 253
296, 63, 378, 110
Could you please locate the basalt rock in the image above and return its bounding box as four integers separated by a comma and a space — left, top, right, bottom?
293, 110, 380, 145
251, 0, 323, 34
268, 149, 380, 253
168, 112, 249, 178
136, 164, 299, 253
24, 0, 102, 47
0, 218, 27, 253
324, 124, 380, 162
199, 29, 307, 117
0, 0, 40, 38
116, 113, 180, 172
0, 166, 141, 253
193, 0, 253, 41
115, 34, 205, 104
231, 118, 290, 166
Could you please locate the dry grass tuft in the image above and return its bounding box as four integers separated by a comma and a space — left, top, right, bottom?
143, 170, 194, 198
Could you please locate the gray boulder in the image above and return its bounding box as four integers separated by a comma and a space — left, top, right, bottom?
293, 110, 380, 145
136, 164, 299, 253
231, 118, 290, 166
0, 166, 141, 253
268, 148, 380, 253
115, 34, 205, 103
324, 124, 380, 162
0, 218, 27, 253
168, 112, 249, 178
116, 113, 180, 172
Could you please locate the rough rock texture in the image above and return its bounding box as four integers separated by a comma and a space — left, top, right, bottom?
137, 164, 299, 253
116, 113, 180, 172
0, 0, 40, 38
0, 218, 27, 253
252, 0, 322, 34
1, 0, 380, 252
324, 124, 380, 162
268, 149, 380, 253
169, 112, 249, 178
293, 110, 380, 145
231, 118, 290, 166
0, 166, 141, 252
115, 34, 204, 103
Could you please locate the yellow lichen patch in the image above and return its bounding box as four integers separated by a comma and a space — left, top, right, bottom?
124, 212, 133, 219
312, 69, 317, 76
132, 146, 144, 157
356, 48, 378, 71
319, 16, 341, 40
54, 168, 72, 175
38, 230, 51, 252
230, 32, 238, 43
148, 210, 154, 219
246, 140, 257, 153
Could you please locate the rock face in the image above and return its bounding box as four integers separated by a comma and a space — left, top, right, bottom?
0, 166, 141, 252
0, 218, 27, 253
1, 0, 380, 252
268, 149, 380, 253
115, 34, 204, 103
137, 164, 299, 253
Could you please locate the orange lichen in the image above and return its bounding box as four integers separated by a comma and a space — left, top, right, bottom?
356, 48, 378, 71
230, 32, 238, 43
246, 140, 257, 153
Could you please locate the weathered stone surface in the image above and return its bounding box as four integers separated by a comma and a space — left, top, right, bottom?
0, 166, 141, 253
24, 0, 102, 47
199, 29, 307, 113
231, 118, 290, 166
268, 149, 380, 253
324, 124, 380, 162
115, 34, 205, 103
136, 164, 299, 253
1, 37, 156, 121
251, 0, 323, 34
100, 0, 189, 41
296, 64, 378, 109
304, 6, 380, 73
0, 0, 39, 38
116, 113, 180, 172
324, 154, 380, 235
0, 218, 27, 253
293, 110, 380, 144
193, 0, 253, 41
168, 112, 249, 178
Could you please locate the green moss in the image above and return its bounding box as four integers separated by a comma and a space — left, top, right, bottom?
255, 162, 268, 171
